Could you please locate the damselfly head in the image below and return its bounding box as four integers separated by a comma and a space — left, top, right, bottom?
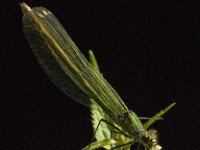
140, 129, 162, 150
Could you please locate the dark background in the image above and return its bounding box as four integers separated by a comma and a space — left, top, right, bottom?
1, 0, 200, 150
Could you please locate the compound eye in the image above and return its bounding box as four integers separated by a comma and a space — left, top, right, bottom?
148, 129, 159, 139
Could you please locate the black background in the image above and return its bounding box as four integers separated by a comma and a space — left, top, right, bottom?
1, 0, 200, 150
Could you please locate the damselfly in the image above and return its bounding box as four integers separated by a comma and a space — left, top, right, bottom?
21, 3, 175, 150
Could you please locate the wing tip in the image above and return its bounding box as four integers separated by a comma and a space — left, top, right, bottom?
20, 2, 32, 15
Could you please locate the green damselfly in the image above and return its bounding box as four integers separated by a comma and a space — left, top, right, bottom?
21, 3, 175, 150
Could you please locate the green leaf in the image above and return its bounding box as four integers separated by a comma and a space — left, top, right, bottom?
82, 139, 116, 150
144, 103, 176, 129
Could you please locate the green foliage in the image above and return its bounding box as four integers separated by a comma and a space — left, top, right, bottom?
144, 103, 176, 130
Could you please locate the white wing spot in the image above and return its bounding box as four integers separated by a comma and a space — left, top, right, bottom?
47, 10, 52, 14
37, 13, 44, 18
42, 10, 48, 15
